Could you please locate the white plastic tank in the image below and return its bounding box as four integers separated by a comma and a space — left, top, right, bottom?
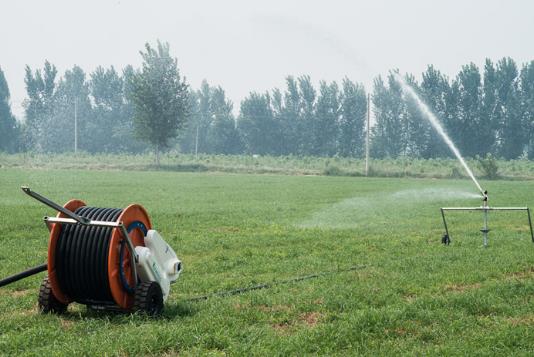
135, 230, 182, 301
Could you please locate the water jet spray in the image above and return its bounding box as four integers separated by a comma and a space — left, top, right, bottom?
394, 73, 484, 196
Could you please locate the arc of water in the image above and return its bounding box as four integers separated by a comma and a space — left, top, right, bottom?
394, 74, 485, 196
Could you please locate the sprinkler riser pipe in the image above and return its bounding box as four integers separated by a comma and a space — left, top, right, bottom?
483, 191, 489, 248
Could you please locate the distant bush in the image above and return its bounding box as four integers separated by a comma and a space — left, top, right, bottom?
450, 167, 462, 178
476, 154, 499, 179
323, 164, 344, 176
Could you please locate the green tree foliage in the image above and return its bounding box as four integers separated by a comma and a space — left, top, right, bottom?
279, 76, 301, 155
23, 61, 57, 152
443, 79, 461, 154
420, 66, 450, 158
338, 78, 366, 157
179, 89, 200, 154
87, 65, 146, 153
369, 58, 534, 160
0, 67, 19, 152
237, 75, 368, 158
371, 73, 406, 158
455, 63, 483, 157
238, 92, 277, 155
495, 58, 523, 159
10, 52, 534, 160
192, 80, 212, 154
298, 75, 317, 155
207, 86, 242, 154
521, 61, 534, 158
51, 65, 91, 153
403, 74, 428, 157
88, 66, 123, 152
117, 65, 147, 153
129, 41, 189, 163
271, 87, 284, 155
180, 81, 241, 155
476, 153, 499, 179
481, 59, 498, 153
313, 81, 340, 156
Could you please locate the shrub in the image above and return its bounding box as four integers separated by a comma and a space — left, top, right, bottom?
450, 167, 462, 178
476, 154, 499, 179
323, 164, 344, 176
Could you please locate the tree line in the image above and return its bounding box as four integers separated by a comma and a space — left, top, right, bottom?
0, 42, 533, 160
180, 76, 367, 158
373, 59, 534, 160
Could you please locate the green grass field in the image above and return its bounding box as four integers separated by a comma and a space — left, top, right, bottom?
1, 167, 534, 355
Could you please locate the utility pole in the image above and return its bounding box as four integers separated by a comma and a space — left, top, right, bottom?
365, 93, 370, 176
74, 98, 78, 154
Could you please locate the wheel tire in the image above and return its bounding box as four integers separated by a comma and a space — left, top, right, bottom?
133, 281, 163, 316
38, 276, 68, 314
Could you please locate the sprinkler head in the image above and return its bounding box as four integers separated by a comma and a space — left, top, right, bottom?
483, 190, 488, 201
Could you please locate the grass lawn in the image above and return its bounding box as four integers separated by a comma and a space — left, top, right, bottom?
1, 167, 534, 355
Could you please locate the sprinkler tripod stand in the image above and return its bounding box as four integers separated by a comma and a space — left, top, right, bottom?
440, 191, 534, 247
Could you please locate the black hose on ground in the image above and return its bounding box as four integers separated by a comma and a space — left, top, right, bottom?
186, 264, 367, 302
0, 263, 47, 288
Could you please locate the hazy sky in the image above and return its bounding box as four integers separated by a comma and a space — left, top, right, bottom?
2, 0, 533, 119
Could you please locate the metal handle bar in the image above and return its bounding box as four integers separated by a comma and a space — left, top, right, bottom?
21, 186, 90, 224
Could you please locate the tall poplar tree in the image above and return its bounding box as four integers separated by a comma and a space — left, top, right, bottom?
297, 75, 316, 155
420, 65, 450, 158
455, 63, 482, 157
495, 57, 523, 159
0, 67, 18, 152
24, 61, 58, 152
129, 41, 189, 164
481, 59, 498, 154
521, 61, 534, 158
314, 81, 340, 156
238, 92, 277, 155
338, 78, 366, 157
208, 86, 241, 154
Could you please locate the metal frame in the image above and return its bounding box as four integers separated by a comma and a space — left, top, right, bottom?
441, 205, 534, 247
21, 186, 139, 282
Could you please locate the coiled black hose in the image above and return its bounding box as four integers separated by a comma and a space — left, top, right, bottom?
55, 206, 122, 305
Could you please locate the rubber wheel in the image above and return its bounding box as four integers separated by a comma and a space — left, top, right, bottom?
133, 281, 163, 316
38, 276, 68, 314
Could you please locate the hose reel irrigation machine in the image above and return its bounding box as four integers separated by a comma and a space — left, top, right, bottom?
0, 187, 182, 316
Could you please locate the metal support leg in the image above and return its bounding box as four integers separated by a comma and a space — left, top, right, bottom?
527, 208, 534, 243
482, 194, 489, 248
441, 208, 449, 239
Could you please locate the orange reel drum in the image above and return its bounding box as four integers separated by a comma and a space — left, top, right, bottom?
108, 204, 152, 309
47, 201, 151, 309
47, 199, 86, 304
